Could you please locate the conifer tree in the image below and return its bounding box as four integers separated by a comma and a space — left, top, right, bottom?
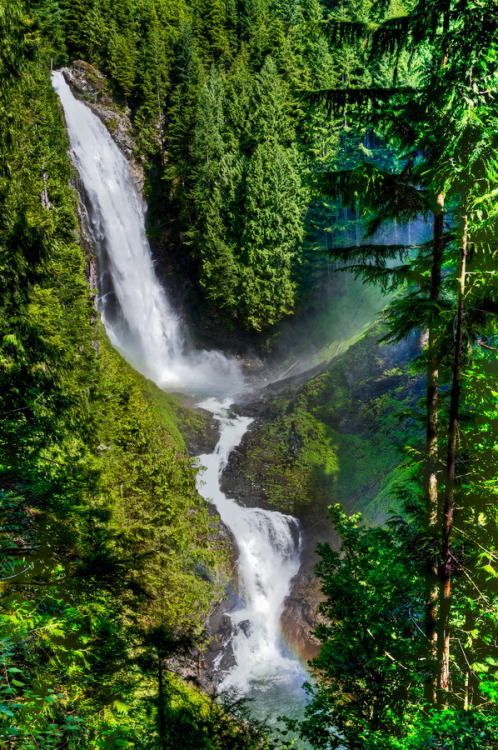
165, 21, 204, 189
30, 0, 67, 63
248, 56, 294, 147
108, 27, 136, 99
242, 0, 271, 66
239, 142, 305, 329
134, 7, 169, 158
188, 68, 244, 315
224, 47, 254, 150
304, 0, 498, 725
204, 0, 231, 62
81, 1, 108, 69
190, 0, 231, 63
63, 0, 88, 58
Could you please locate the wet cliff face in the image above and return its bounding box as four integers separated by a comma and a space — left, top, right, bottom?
62, 61, 145, 189
280, 551, 323, 664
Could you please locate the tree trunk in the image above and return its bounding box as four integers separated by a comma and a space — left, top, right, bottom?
158, 656, 167, 750
438, 212, 468, 706
424, 193, 445, 706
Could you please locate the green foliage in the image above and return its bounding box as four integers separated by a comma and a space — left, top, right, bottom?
227, 325, 419, 520
5, 0, 498, 747
108, 28, 136, 97
25, 0, 397, 333
0, 0, 38, 85
184, 55, 308, 330
238, 140, 306, 330
298, 505, 425, 748
340, 710, 498, 749
297, 484, 498, 748
96, 335, 226, 634
0, 8, 270, 746
300, 0, 498, 744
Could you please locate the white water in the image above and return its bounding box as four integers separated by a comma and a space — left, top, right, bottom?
196, 398, 306, 695
52, 71, 242, 397
53, 71, 306, 704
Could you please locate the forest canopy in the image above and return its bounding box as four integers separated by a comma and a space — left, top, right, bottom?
25, 0, 405, 333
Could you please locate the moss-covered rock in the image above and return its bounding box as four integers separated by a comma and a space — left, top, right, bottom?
217, 326, 423, 661
222, 325, 423, 528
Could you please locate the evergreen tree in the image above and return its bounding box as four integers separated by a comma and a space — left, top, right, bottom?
187, 66, 241, 312
239, 142, 306, 329
62, 0, 88, 58
165, 21, 204, 189
224, 46, 254, 150
30, 0, 67, 63
242, 0, 271, 66
248, 55, 294, 147
81, 0, 109, 69
108, 26, 137, 98
302, 0, 498, 737
134, 6, 170, 158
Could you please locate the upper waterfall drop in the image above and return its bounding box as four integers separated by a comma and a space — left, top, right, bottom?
52, 71, 243, 397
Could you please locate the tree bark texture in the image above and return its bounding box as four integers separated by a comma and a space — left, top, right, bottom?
158, 656, 168, 750
438, 213, 468, 705
424, 194, 445, 707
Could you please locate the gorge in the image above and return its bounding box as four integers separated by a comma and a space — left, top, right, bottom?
52, 70, 310, 716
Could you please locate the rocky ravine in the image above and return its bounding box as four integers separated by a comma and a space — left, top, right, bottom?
215, 331, 424, 667
60, 59, 330, 680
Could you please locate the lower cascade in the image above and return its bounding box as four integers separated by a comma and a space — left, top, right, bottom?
196, 399, 306, 697
53, 71, 307, 710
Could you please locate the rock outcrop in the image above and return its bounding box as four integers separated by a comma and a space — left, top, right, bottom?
61, 61, 144, 190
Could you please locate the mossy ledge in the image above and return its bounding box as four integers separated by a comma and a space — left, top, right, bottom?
223, 324, 423, 528
219, 325, 424, 662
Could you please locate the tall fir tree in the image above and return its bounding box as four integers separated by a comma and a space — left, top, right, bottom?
239, 141, 306, 329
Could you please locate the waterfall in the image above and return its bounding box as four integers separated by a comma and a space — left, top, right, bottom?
52, 71, 242, 397
196, 398, 305, 695
53, 71, 306, 705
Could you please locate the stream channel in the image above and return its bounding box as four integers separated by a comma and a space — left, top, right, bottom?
52, 71, 310, 725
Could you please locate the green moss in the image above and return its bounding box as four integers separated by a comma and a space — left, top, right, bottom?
151, 390, 216, 453
237, 325, 421, 524
94, 333, 229, 633
106, 115, 119, 133
141, 378, 188, 450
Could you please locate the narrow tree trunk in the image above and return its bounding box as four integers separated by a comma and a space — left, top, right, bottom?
438, 213, 468, 705
158, 656, 167, 750
426, 196, 445, 521
424, 193, 445, 706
